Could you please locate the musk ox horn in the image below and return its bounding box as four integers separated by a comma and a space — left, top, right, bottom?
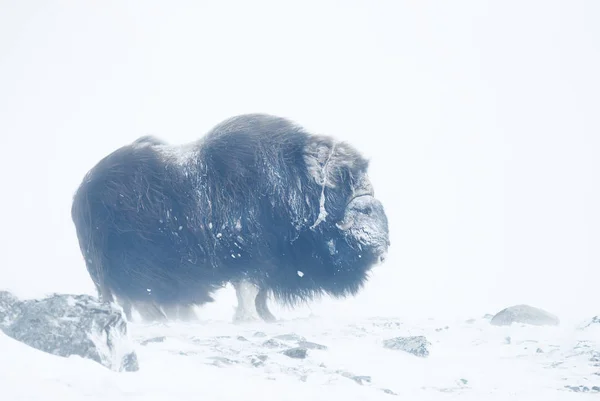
336, 219, 355, 230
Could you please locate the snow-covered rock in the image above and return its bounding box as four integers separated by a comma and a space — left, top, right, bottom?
490, 304, 560, 327
579, 316, 600, 330
282, 347, 308, 359
382, 335, 430, 357
0, 291, 138, 372
0, 290, 21, 324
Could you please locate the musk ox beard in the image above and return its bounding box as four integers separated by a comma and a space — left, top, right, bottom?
71, 114, 390, 323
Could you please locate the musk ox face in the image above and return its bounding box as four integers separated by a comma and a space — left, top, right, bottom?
338, 194, 390, 263
303, 139, 389, 266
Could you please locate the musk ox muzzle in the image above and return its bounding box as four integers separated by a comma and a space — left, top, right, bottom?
337, 194, 390, 263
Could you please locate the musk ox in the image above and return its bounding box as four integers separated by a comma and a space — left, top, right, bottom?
71, 114, 390, 323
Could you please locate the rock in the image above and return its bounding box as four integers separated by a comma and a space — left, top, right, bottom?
249, 354, 268, 367
580, 316, 600, 330
297, 340, 328, 350
0, 291, 22, 324
0, 291, 138, 372
274, 333, 306, 342
338, 371, 372, 385
253, 331, 267, 338
282, 347, 308, 359
262, 339, 283, 348
564, 385, 600, 393
383, 336, 430, 357
208, 356, 237, 367
490, 304, 559, 326
352, 375, 372, 385
140, 336, 167, 345
382, 388, 398, 395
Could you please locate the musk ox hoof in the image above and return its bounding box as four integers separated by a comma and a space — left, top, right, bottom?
256, 288, 277, 323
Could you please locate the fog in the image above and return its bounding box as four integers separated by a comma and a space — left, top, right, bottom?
0, 0, 598, 323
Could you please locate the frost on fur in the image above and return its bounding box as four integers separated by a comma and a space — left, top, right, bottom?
71, 113, 390, 323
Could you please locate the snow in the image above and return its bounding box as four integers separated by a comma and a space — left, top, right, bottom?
1, 313, 599, 400
0, 0, 599, 399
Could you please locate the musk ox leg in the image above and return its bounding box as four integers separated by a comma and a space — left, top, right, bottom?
255, 288, 276, 322
232, 280, 261, 323
162, 304, 199, 322
160, 305, 178, 321
95, 283, 114, 303
119, 298, 134, 321
177, 305, 199, 322
135, 302, 168, 323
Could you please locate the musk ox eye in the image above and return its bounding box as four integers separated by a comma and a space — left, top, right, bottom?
361, 206, 372, 215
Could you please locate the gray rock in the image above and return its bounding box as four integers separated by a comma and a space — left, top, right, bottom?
249, 354, 268, 367
589, 351, 600, 368
262, 339, 283, 348
297, 340, 328, 350
274, 333, 306, 342
0, 291, 21, 325
0, 291, 138, 372
564, 385, 600, 393
208, 356, 237, 367
580, 316, 600, 329
490, 304, 559, 326
338, 371, 372, 385
140, 336, 167, 345
383, 336, 430, 357
282, 347, 308, 359
352, 375, 371, 385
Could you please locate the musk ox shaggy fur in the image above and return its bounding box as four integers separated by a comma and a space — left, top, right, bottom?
71, 114, 390, 322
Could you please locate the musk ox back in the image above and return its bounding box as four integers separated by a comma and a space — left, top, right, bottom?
71, 114, 390, 322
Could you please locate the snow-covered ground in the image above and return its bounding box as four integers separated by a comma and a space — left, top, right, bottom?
2, 306, 599, 400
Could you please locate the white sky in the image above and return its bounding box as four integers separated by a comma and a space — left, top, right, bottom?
0, 0, 598, 321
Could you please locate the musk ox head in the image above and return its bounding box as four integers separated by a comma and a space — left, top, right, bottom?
302, 134, 390, 270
